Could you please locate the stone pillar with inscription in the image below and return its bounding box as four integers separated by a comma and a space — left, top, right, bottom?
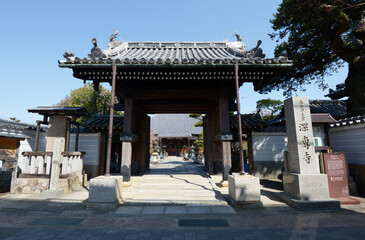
279, 97, 339, 209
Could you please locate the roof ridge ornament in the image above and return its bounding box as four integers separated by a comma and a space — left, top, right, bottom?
63, 50, 74, 59
227, 31, 246, 56
90, 38, 107, 59
110, 30, 119, 42
233, 30, 242, 42
246, 40, 265, 58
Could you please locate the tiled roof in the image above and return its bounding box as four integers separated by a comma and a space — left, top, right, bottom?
0, 132, 30, 140
59, 37, 292, 66
311, 113, 337, 123
0, 118, 45, 131
329, 115, 365, 128
151, 114, 202, 138
83, 115, 124, 129
230, 113, 266, 128
309, 100, 347, 119
28, 106, 88, 117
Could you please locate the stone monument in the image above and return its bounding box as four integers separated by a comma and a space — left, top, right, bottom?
278, 96, 340, 210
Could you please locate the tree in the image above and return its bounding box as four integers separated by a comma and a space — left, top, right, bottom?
189, 113, 203, 127
9, 117, 20, 123
194, 131, 204, 151
57, 83, 119, 124
256, 99, 283, 120
189, 114, 204, 150
265, 0, 365, 117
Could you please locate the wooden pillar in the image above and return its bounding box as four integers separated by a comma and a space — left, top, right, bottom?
98, 132, 107, 175
133, 111, 148, 175
34, 121, 41, 152
75, 125, 80, 151
145, 116, 151, 172
203, 113, 214, 174
65, 118, 71, 152
139, 114, 150, 173
203, 115, 209, 172
121, 98, 134, 181
247, 131, 255, 175
217, 98, 232, 181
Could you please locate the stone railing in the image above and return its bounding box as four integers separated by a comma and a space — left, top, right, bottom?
61, 152, 85, 175
22, 152, 53, 174
22, 152, 85, 175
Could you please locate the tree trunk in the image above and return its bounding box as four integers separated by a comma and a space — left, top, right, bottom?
345, 60, 365, 117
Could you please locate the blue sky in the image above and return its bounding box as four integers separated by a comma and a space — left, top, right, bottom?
0, 0, 347, 124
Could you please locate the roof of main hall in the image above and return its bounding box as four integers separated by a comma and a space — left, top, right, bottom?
59, 33, 292, 67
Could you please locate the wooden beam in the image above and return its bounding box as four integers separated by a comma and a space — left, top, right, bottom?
130, 88, 230, 100
138, 103, 215, 113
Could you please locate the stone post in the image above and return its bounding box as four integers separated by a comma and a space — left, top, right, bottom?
279, 97, 339, 209
121, 141, 132, 181
43, 138, 65, 198
120, 98, 137, 182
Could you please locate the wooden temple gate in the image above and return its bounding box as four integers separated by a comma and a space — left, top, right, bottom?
59, 32, 291, 181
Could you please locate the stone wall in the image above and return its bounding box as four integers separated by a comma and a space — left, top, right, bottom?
15, 174, 83, 194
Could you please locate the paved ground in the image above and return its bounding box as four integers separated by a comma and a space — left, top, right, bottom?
122, 157, 226, 206
1, 156, 365, 239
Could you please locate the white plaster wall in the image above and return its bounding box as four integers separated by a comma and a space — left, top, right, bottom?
252, 132, 288, 162
69, 133, 100, 166
15, 130, 46, 171
329, 124, 365, 165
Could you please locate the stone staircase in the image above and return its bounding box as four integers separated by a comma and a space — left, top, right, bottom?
122, 157, 226, 206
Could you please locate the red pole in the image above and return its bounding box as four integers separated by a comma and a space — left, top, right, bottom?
105, 63, 117, 176
235, 64, 246, 175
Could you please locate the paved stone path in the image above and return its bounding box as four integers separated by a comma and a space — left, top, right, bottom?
1, 156, 365, 239
122, 157, 226, 206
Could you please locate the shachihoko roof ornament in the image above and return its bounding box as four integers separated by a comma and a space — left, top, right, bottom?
59, 30, 292, 66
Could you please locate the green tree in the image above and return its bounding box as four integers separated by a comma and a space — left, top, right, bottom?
9, 117, 20, 123
194, 131, 204, 151
256, 99, 283, 120
189, 113, 203, 127
57, 83, 119, 124
265, 0, 365, 117
189, 114, 204, 150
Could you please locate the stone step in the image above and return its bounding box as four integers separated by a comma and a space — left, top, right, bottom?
121, 200, 223, 206
137, 186, 213, 191
131, 189, 216, 197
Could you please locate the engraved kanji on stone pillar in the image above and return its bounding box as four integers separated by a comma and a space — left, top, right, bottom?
284, 97, 319, 174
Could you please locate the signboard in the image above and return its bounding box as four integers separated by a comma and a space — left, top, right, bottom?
322, 152, 349, 199
0, 139, 17, 158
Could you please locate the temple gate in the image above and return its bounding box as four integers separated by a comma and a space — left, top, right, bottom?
59, 32, 291, 182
